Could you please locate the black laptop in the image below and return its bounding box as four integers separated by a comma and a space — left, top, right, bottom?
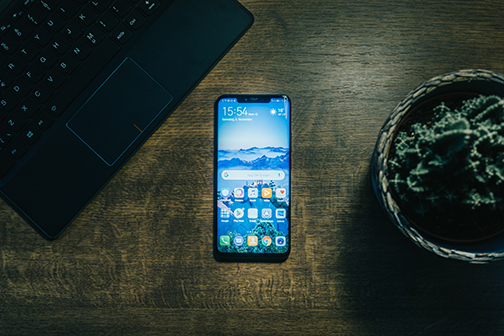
0, 0, 253, 239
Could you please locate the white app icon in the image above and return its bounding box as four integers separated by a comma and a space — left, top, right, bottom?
220, 209, 230, 218
262, 208, 272, 219
234, 208, 244, 218
234, 236, 244, 246
234, 188, 244, 198
248, 208, 258, 218
276, 208, 286, 219
248, 188, 258, 198
275, 236, 286, 247
276, 188, 286, 198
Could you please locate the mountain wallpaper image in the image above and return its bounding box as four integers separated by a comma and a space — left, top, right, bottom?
218, 146, 289, 170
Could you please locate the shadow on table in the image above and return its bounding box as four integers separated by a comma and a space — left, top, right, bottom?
337, 167, 504, 335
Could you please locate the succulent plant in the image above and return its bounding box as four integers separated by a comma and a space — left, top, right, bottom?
388, 95, 504, 217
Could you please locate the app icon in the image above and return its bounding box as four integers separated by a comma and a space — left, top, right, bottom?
234, 236, 244, 246
248, 208, 258, 218
248, 188, 258, 198
276, 188, 286, 198
220, 209, 230, 218
234, 208, 244, 218
275, 236, 286, 247
219, 235, 231, 246
276, 208, 286, 219
248, 235, 258, 246
234, 188, 244, 198
220, 188, 230, 197
262, 188, 272, 198
262, 208, 272, 219
262, 236, 272, 246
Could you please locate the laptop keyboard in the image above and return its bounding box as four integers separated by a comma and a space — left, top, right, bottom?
0, 0, 161, 178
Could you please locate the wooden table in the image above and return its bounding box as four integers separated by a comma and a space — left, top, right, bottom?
3, 0, 504, 334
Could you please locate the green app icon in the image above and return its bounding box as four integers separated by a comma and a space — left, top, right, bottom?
220, 235, 231, 246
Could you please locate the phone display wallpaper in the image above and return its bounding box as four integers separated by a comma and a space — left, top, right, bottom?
216, 97, 290, 254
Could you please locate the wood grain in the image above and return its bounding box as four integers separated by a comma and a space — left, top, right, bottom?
3, 0, 504, 335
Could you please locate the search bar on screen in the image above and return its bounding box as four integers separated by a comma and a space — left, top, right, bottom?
221, 170, 285, 180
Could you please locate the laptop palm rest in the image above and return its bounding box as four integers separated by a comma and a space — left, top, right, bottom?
67, 58, 173, 166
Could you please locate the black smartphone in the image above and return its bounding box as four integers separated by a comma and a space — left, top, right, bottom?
214, 95, 291, 262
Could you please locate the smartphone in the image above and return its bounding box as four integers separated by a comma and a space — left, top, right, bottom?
214, 94, 291, 262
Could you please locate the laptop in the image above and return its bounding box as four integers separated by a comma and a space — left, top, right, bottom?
0, 0, 254, 239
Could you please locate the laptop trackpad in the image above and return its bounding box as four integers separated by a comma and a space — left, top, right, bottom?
67, 57, 173, 166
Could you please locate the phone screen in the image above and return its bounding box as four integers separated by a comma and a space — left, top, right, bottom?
214, 95, 291, 261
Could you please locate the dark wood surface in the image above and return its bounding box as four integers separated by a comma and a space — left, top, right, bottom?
3, 1, 504, 335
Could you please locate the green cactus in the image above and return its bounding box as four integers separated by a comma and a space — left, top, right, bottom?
388, 95, 504, 219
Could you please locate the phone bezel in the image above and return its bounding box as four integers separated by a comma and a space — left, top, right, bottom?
213, 94, 291, 262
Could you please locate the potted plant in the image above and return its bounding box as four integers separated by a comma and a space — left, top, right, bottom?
371, 69, 504, 263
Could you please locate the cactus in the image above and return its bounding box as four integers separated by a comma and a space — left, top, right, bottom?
388, 95, 504, 219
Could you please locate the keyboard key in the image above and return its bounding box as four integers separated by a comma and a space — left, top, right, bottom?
46, 99, 63, 116
25, 63, 46, 83
45, 12, 66, 32
45, 69, 66, 89
86, 26, 105, 46
7, 7, 25, 22
26, 5, 47, 26
7, 138, 28, 159
39, 0, 60, 12
12, 21, 34, 40
138, 0, 160, 16
125, 10, 145, 30
77, 6, 98, 26
6, 58, 27, 76
12, 77, 32, 97
51, 34, 72, 54
32, 26, 52, 46
23, 0, 37, 7
6, 112, 27, 132
0, 34, 21, 55
65, 20, 85, 40
0, 23, 12, 35
22, 0, 37, 8
58, 1, 79, 18
72, 40, 92, 60
0, 69, 15, 89
111, 1, 132, 17
38, 49, 58, 69
98, 11, 119, 32
113, 24, 133, 45
20, 124, 41, 145
34, 110, 54, 130
19, 40, 40, 61
33, 82, 52, 103
91, 0, 112, 12
0, 125, 14, 147
19, 96, 40, 117
59, 54, 79, 74
0, 153, 15, 177
0, 91, 17, 112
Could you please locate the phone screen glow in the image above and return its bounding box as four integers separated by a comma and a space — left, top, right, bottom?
216, 96, 290, 255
